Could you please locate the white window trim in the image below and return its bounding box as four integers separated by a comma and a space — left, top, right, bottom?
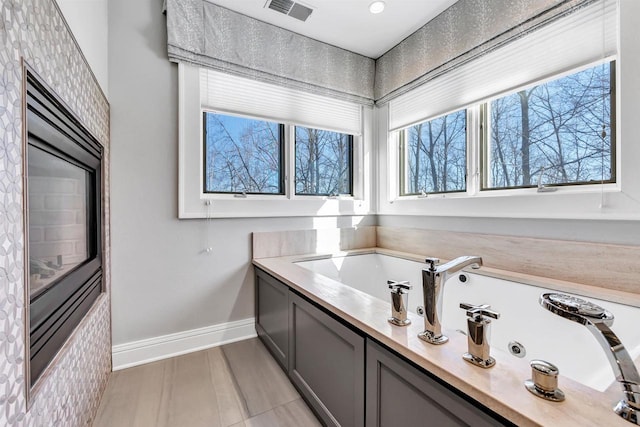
378, 66, 640, 219
178, 63, 373, 219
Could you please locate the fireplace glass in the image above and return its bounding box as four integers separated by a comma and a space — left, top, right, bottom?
28, 145, 90, 298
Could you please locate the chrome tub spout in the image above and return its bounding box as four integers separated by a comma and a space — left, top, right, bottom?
419, 256, 482, 345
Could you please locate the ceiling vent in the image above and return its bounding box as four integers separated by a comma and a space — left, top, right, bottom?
266, 0, 313, 22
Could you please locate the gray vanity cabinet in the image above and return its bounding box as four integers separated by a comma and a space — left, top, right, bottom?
255, 268, 507, 427
255, 269, 289, 370
366, 340, 506, 427
289, 292, 365, 427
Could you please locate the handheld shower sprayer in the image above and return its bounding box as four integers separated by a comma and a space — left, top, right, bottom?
540, 293, 640, 424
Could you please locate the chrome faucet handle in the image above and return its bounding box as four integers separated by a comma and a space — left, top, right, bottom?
460, 303, 499, 369
388, 280, 412, 327
387, 280, 412, 292
424, 257, 440, 271
460, 303, 500, 320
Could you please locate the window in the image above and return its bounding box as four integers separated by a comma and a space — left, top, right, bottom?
484, 62, 614, 190
378, 0, 631, 219
399, 110, 466, 195
202, 114, 357, 198
295, 126, 353, 196
179, 64, 371, 218
203, 112, 284, 194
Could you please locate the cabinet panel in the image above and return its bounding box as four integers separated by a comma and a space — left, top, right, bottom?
366, 340, 507, 427
289, 292, 365, 427
255, 269, 289, 370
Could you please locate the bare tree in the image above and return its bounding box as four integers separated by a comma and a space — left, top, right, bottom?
518, 89, 533, 186
491, 98, 514, 187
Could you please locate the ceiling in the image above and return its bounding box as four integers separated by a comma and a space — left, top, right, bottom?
207, 0, 459, 59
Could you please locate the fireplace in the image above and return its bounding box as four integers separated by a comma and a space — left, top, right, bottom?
24, 68, 103, 388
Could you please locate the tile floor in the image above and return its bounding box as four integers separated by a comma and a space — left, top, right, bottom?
93, 338, 321, 427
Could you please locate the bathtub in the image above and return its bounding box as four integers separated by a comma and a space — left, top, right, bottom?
295, 253, 640, 392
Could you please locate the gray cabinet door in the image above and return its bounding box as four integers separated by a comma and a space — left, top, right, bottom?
366, 340, 507, 427
289, 292, 365, 427
255, 269, 289, 370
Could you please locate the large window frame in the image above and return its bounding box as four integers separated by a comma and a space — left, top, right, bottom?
294, 126, 354, 197
393, 60, 616, 201
179, 63, 372, 218
398, 109, 468, 196
480, 62, 616, 192
378, 56, 640, 220
202, 111, 286, 196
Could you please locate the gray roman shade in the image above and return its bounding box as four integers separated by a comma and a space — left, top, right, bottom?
375, 0, 599, 103
166, 0, 600, 106
387, 0, 616, 131
166, 0, 375, 105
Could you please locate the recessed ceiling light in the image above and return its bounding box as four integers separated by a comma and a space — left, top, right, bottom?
369, 1, 385, 14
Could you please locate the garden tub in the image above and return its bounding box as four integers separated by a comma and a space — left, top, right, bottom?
295, 253, 640, 392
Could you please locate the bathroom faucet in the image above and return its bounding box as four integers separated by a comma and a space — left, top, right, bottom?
541, 293, 640, 424
419, 256, 483, 345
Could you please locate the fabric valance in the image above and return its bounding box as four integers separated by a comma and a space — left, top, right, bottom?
166, 0, 375, 105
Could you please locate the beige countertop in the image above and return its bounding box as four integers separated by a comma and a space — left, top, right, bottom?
253, 248, 638, 427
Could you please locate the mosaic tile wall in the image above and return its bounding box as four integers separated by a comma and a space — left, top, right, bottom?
0, 0, 111, 425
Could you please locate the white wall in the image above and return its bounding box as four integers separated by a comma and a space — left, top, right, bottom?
108, 0, 374, 347
57, 0, 109, 95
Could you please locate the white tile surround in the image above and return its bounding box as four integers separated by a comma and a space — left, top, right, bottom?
0, 0, 111, 425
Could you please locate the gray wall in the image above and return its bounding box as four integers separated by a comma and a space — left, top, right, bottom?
108, 0, 373, 345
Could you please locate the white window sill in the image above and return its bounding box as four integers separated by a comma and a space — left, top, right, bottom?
380, 184, 640, 220
180, 197, 372, 219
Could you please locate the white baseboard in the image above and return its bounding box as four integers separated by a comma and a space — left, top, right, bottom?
112, 318, 257, 370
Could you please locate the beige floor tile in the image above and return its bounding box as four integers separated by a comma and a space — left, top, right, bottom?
93, 338, 316, 427
222, 339, 300, 417
230, 399, 321, 427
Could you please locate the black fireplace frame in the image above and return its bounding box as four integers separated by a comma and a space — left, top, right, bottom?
23, 66, 104, 390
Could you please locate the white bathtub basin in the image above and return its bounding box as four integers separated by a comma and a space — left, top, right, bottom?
295, 253, 640, 392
